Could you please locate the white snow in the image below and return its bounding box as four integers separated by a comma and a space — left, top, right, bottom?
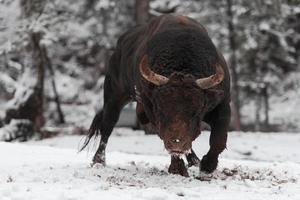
0, 0, 21, 52
4, 68, 36, 110
0, 129, 299, 200
0, 73, 16, 94
0, 119, 31, 141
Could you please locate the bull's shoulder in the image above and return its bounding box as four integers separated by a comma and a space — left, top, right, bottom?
176, 15, 208, 33
116, 25, 145, 48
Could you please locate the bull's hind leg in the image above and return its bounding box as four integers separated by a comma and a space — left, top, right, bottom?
90, 78, 129, 166
201, 102, 230, 173
92, 100, 124, 165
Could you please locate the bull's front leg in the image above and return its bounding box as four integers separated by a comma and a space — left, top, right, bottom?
186, 149, 200, 167
201, 102, 230, 173
168, 155, 189, 177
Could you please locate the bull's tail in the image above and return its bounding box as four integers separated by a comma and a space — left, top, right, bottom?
79, 110, 103, 151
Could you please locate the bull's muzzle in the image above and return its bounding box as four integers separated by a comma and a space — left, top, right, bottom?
164, 138, 192, 155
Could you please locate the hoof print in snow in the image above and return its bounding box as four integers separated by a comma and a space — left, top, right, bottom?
6, 176, 14, 183
196, 171, 214, 181
168, 157, 189, 177
222, 168, 238, 176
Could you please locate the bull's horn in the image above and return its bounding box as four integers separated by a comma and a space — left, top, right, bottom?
139, 55, 169, 86
195, 64, 224, 89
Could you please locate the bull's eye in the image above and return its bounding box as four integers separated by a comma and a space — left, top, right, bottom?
173, 139, 180, 143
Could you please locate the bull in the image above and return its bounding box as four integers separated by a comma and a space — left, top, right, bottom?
81, 15, 231, 177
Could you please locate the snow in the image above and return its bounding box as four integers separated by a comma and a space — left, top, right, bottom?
0, 129, 299, 200
96, 0, 113, 10
240, 71, 300, 131
0, 119, 32, 141
0, 73, 16, 94
5, 68, 36, 110
0, 0, 21, 52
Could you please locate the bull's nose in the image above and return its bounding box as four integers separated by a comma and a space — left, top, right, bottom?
165, 139, 191, 153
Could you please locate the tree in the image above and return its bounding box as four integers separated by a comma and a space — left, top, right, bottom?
135, 0, 150, 25
226, 0, 241, 131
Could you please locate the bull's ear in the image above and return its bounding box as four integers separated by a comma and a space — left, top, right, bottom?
205, 89, 224, 111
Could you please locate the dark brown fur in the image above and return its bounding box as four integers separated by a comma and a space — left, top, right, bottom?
81, 15, 231, 176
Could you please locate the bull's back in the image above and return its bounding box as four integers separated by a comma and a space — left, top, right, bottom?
109, 15, 229, 99
114, 16, 207, 76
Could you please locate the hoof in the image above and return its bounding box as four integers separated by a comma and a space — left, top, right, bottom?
200, 155, 218, 173
168, 157, 189, 177
92, 153, 106, 167
91, 162, 105, 169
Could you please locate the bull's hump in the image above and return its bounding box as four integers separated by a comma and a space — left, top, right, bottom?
175, 15, 190, 25
148, 15, 198, 35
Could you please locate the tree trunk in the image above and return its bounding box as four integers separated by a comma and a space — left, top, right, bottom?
30, 32, 45, 131
226, 0, 241, 131
4, 32, 46, 133
135, 0, 150, 25
255, 88, 261, 132
44, 47, 65, 124
262, 83, 269, 130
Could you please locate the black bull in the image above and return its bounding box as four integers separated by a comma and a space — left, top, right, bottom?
81, 15, 231, 177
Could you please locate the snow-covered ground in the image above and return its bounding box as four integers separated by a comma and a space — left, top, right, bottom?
0, 129, 300, 200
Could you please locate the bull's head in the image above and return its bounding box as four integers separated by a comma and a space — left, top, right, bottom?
139, 55, 224, 155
